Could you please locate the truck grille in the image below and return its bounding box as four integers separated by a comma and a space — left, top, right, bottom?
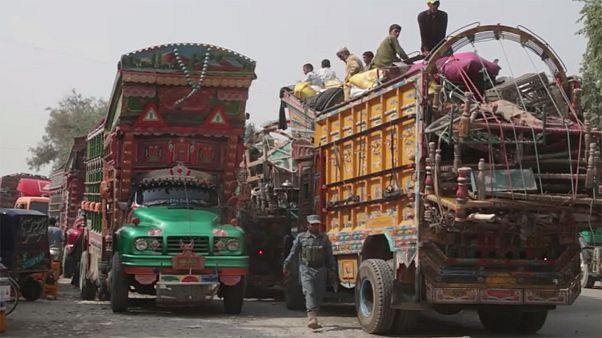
166, 236, 210, 255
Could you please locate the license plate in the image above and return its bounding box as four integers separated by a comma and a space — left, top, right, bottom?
172, 253, 204, 270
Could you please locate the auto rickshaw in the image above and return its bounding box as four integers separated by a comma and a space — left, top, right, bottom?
0, 208, 51, 301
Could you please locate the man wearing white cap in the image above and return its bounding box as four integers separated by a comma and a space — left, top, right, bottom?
336, 47, 364, 100
283, 214, 336, 330
417, 0, 448, 55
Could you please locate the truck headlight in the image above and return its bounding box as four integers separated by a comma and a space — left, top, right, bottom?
226, 239, 240, 252
135, 238, 148, 251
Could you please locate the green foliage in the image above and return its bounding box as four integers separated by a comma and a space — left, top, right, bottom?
577, 0, 602, 127
27, 90, 107, 171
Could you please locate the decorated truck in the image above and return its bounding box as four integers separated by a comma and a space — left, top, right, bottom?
77, 43, 256, 313
278, 24, 600, 334
237, 121, 314, 296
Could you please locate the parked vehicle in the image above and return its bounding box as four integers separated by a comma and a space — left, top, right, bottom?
0, 174, 48, 209
237, 122, 315, 297
274, 24, 598, 335
75, 43, 256, 314
0, 208, 51, 302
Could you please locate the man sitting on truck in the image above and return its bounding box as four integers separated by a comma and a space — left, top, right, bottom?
302, 63, 324, 89
317, 59, 340, 85
371, 24, 410, 69
336, 47, 364, 100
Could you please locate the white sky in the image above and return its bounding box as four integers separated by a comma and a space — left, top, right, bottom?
0, 0, 587, 177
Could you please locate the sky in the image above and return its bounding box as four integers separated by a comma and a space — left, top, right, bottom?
0, 0, 588, 177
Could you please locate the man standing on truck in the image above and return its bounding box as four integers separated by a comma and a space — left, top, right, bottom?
283, 215, 336, 330
336, 47, 364, 100
417, 0, 448, 55
371, 24, 410, 69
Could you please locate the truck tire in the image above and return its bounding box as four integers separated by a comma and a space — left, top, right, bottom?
110, 253, 129, 313
478, 306, 521, 333
222, 276, 246, 314
79, 251, 97, 300
517, 310, 548, 334
62, 247, 76, 278
392, 309, 419, 333
355, 259, 395, 334
19, 277, 42, 301
284, 278, 305, 311
581, 257, 596, 288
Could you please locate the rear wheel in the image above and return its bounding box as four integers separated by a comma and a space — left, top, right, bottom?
392, 310, 419, 333
478, 306, 522, 333
110, 253, 129, 313
517, 310, 548, 334
79, 251, 96, 300
19, 276, 42, 301
355, 259, 395, 334
222, 276, 246, 314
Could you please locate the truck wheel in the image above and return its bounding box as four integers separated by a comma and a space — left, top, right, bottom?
392, 310, 419, 333
62, 247, 76, 278
284, 278, 305, 311
110, 253, 129, 313
222, 276, 246, 314
79, 251, 97, 300
581, 259, 596, 288
19, 277, 42, 301
517, 310, 548, 334
355, 259, 395, 334
478, 306, 521, 333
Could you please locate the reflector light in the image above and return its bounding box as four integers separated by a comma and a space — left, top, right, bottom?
132, 218, 140, 226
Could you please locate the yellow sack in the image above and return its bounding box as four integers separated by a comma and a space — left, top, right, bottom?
324, 79, 343, 89
348, 69, 378, 89
293, 82, 317, 99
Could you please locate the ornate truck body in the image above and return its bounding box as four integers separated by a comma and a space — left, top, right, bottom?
304, 25, 600, 334
238, 122, 314, 295
78, 43, 256, 314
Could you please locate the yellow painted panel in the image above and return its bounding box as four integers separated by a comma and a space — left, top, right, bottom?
342, 142, 354, 180
342, 112, 354, 137
369, 133, 383, 173
369, 102, 383, 128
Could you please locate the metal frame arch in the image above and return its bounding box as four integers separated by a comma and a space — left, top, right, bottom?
424, 24, 568, 85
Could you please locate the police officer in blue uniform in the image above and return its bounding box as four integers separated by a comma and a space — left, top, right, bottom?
283, 214, 336, 329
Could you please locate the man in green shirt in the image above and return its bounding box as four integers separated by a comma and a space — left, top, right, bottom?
371, 24, 410, 69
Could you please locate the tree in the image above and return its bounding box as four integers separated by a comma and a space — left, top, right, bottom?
27, 90, 107, 171
577, 0, 602, 127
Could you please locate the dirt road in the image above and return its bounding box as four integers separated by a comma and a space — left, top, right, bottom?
4, 280, 601, 338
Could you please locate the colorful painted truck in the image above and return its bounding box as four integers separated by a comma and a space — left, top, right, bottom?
237, 122, 315, 296
0, 174, 49, 211
279, 24, 600, 334
77, 43, 256, 313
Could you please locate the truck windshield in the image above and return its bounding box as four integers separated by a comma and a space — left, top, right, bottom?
139, 185, 218, 208
30, 201, 49, 214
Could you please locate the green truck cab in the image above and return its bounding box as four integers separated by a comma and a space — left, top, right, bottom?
110, 166, 248, 313
76, 43, 256, 314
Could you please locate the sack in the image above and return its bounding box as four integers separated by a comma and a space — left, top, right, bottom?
348, 69, 379, 89
293, 82, 317, 99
